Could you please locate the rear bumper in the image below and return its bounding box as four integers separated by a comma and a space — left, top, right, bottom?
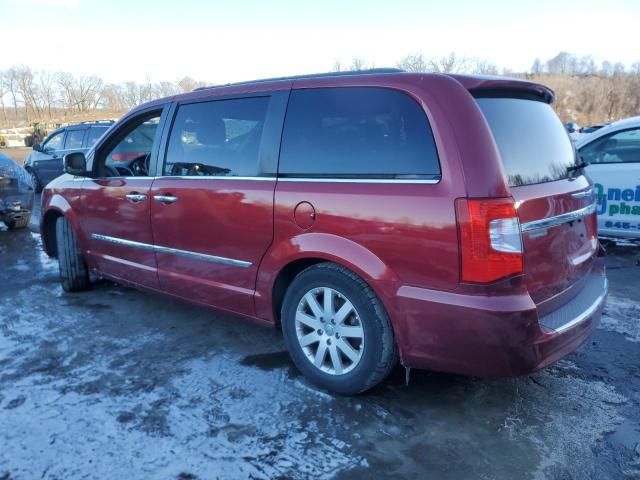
394, 259, 607, 377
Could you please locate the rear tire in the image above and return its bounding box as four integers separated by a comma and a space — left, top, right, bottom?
281, 262, 396, 395
56, 216, 90, 292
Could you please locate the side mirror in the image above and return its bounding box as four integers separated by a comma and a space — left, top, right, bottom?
63, 152, 87, 176
33, 143, 41, 152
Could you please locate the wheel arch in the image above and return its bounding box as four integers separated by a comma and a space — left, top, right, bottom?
42, 208, 63, 257
41, 195, 88, 258
256, 233, 401, 327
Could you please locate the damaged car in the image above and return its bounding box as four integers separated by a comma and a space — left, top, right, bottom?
0, 152, 34, 230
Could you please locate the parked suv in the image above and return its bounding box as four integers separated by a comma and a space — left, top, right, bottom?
24, 120, 114, 192
40, 70, 607, 394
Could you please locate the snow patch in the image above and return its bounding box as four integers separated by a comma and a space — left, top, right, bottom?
499, 361, 627, 479
0, 283, 366, 479
600, 294, 640, 342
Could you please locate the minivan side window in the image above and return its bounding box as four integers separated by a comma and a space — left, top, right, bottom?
164, 97, 270, 177
579, 128, 640, 164
278, 87, 440, 179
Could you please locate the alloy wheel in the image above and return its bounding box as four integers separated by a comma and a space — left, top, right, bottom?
294, 287, 365, 375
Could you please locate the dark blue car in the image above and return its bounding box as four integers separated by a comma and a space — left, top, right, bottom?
23, 120, 113, 192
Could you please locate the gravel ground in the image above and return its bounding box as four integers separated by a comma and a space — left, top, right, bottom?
0, 147, 31, 166
0, 202, 639, 479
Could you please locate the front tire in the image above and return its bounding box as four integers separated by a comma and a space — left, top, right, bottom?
55, 216, 90, 292
28, 169, 43, 193
281, 262, 396, 395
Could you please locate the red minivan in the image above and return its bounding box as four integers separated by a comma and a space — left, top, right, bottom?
40, 69, 607, 394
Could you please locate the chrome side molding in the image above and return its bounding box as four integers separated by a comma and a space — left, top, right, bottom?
521, 203, 596, 232
91, 234, 252, 268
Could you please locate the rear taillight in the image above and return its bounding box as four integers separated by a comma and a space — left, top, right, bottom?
455, 198, 523, 283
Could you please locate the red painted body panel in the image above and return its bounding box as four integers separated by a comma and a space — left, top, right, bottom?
40, 175, 87, 255
512, 176, 599, 309
396, 258, 605, 376
40, 71, 607, 379
149, 178, 275, 316
80, 178, 158, 287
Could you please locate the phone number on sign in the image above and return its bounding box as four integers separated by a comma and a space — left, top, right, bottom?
605, 221, 640, 230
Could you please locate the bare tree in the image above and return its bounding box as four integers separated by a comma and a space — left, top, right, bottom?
56, 73, 103, 113
178, 76, 206, 92
331, 57, 374, 72
546, 51, 574, 75
100, 83, 125, 111
472, 59, 498, 75
14, 66, 43, 122
2, 68, 20, 120
350, 57, 367, 71
155, 81, 181, 98
397, 53, 428, 73
38, 70, 57, 119
601, 60, 614, 77
531, 58, 544, 75
0, 71, 8, 123
428, 52, 470, 73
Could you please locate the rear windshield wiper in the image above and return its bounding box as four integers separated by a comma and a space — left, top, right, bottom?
567, 152, 589, 173
567, 161, 589, 173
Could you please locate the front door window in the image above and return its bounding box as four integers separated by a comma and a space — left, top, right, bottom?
94, 115, 161, 177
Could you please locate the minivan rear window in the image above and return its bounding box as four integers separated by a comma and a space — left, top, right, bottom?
279, 87, 440, 180
476, 97, 576, 187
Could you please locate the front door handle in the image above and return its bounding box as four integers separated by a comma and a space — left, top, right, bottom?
125, 193, 147, 203
153, 194, 178, 204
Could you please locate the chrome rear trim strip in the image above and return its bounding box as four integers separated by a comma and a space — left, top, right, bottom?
521, 203, 596, 232
91, 234, 252, 268
554, 278, 608, 334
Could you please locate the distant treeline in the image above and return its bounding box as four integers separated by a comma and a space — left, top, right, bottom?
1, 51, 639, 127
0, 71, 207, 126
393, 51, 640, 126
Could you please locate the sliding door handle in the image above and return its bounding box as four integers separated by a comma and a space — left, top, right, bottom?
154, 194, 178, 204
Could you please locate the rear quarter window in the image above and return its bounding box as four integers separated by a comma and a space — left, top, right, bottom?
476, 97, 576, 187
279, 87, 440, 179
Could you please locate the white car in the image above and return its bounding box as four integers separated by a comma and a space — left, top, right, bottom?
575, 116, 640, 240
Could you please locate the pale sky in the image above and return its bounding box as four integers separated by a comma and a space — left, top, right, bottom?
1, 0, 639, 84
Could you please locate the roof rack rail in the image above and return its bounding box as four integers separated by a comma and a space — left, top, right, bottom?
79, 119, 116, 125
193, 68, 405, 92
